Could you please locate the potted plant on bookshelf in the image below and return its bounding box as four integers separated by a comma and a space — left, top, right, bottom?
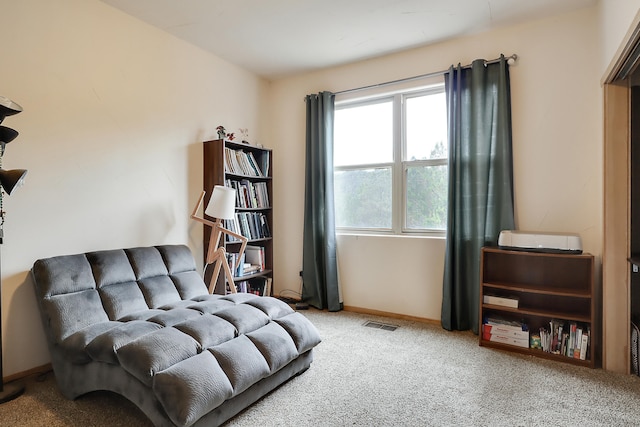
216, 125, 226, 139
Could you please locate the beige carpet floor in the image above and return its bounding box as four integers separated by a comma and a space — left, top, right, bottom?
2, 308, 640, 426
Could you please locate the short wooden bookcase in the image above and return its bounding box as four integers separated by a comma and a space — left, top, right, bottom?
479, 247, 599, 368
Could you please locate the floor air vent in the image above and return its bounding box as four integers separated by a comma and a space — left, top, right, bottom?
363, 321, 398, 331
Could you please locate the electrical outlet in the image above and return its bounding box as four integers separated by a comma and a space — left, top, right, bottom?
634, 264, 639, 273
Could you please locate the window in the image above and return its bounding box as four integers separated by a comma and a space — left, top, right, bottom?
334, 84, 447, 234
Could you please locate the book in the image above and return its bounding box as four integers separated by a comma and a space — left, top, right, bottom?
245, 277, 266, 295
246, 152, 264, 176
254, 182, 269, 207
224, 148, 265, 177
483, 316, 528, 331
486, 333, 529, 348
569, 323, 577, 358
235, 253, 245, 277
247, 213, 258, 238
580, 333, 589, 360
245, 245, 265, 270
259, 213, 271, 237
243, 264, 262, 275
574, 328, 583, 359
264, 277, 272, 296
224, 147, 244, 175
483, 324, 529, 341
483, 294, 518, 308
235, 280, 248, 293
261, 151, 270, 177
547, 319, 564, 354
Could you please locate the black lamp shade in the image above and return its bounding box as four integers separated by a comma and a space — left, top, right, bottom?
0, 169, 27, 195
0, 127, 18, 144
0, 97, 22, 124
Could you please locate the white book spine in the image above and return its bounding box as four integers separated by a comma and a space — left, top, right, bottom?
580, 334, 589, 360
488, 334, 529, 348
483, 295, 519, 308
485, 327, 529, 341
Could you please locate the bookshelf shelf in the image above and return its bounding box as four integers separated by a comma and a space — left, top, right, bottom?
235, 207, 272, 212
226, 236, 272, 245
233, 269, 273, 282
482, 304, 592, 323
481, 340, 594, 367
225, 173, 272, 182
482, 282, 592, 298
203, 139, 273, 296
479, 247, 600, 368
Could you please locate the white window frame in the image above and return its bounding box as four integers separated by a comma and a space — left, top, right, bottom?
334, 83, 447, 236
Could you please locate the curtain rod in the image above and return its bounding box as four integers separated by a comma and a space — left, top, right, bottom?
334, 54, 517, 96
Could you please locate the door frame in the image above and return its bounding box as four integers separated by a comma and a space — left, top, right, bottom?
602, 11, 640, 373
603, 80, 630, 374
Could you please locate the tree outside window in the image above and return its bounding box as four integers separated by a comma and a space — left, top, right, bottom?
334, 85, 447, 234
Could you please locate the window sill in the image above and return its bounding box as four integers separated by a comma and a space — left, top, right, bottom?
336, 231, 445, 240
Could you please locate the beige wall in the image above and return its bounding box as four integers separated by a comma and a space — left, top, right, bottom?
269, 7, 602, 321
1, 1, 627, 378
599, 0, 640, 77
0, 0, 268, 377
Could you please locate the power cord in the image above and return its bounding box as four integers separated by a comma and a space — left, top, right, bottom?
277, 274, 308, 309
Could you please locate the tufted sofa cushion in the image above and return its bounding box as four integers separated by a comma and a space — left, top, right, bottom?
32, 244, 321, 427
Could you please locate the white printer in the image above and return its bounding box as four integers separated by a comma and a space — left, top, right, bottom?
497, 230, 583, 254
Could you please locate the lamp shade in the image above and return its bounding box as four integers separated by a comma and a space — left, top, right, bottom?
0, 169, 27, 195
0, 127, 18, 144
205, 185, 236, 220
0, 96, 22, 124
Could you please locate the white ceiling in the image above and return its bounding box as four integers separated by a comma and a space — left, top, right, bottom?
100, 0, 596, 79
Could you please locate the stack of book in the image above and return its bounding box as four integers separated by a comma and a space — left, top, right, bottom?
224, 252, 244, 277
224, 147, 264, 177
231, 277, 272, 296
245, 245, 266, 271
538, 320, 589, 360
226, 179, 270, 209
224, 212, 270, 241
224, 252, 261, 278
482, 317, 529, 348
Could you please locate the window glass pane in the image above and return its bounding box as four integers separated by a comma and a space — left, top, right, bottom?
335, 168, 392, 228
405, 92, 447, 160
334, 100, 393, 166
406, 164, 448, 230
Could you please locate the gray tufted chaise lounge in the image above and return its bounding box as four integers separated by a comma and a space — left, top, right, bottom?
31, 244, 321, 427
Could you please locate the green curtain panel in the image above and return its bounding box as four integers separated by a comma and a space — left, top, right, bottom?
441, 56, 515, 333
302, 92, 342, 312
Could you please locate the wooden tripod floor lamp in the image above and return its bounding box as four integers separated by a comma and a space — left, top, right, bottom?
191, 186, 247, 294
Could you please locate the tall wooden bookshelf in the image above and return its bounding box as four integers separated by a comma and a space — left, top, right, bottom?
203, 139, 273, 295
479, 247, 599, 368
